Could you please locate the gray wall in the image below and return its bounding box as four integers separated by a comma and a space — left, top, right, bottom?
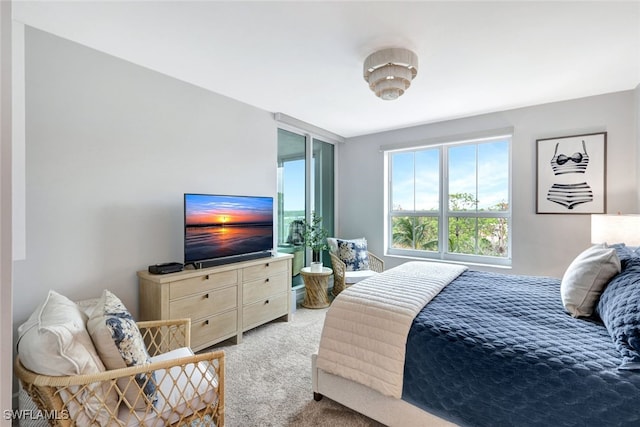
340, 91, 638, 278
1, 0, 14, 415
13, 27, 277, 325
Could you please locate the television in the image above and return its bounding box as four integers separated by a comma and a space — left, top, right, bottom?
184, 194, 274, 268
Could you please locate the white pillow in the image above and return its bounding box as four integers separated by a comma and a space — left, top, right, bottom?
17, 290, 118, 425
75, 297, 101, 317
119, 347, 219, 425
150, 347, 219, 408
561, 243, 621, 317
326, 237, 338, 254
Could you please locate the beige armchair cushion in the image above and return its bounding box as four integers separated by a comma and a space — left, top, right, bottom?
345, 269, 378, 284
118, 347, 219, 426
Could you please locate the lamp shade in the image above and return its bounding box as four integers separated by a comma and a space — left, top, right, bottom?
591, 214, 640, 246
363, 48, 418, 100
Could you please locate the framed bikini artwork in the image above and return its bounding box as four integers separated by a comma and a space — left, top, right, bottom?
536, 132, 607, 214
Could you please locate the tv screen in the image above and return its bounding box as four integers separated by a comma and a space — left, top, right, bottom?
184, 194, 274, 267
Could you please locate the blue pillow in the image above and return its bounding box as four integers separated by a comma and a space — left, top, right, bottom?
335, 238, 370, 271
596, 257, 640, 370
609, 243, 640, 270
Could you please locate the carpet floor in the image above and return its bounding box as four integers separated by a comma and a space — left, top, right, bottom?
210, 306, 384, 427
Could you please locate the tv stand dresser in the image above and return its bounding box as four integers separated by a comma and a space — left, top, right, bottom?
138, 253, 293, 351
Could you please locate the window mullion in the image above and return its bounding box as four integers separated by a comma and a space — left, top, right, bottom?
412, 152, 417, 249
438, 147, 442, 258
412, 151, 416, 212
387, 153, 391, 250
475, 146, 479, 255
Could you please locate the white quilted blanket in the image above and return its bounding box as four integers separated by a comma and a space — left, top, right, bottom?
316, 261, 468, 398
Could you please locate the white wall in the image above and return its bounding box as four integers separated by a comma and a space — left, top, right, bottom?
12, 27, 277, 326
636, 84, 640, 207
1, 1, 13, 421
340, 91, 637, 278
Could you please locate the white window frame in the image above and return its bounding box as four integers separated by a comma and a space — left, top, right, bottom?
384, 133, 512, 267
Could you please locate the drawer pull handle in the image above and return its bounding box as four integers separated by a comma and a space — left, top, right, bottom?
265, 299, 270, 304
265, 278, 270, 283
204, 293, 210, 299
266, 263, 270, 267
205, 275, 210, 280
204, 319, 209, 325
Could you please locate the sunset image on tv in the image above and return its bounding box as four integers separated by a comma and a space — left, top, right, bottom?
184, 194, 273, 264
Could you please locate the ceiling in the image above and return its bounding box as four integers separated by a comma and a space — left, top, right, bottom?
12, 1, 640, 138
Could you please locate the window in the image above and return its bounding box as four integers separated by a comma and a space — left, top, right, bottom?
277, 128, 335, 285
386, 135, 511, 266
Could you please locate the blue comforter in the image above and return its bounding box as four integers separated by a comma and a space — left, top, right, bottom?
402, 270, 640, 427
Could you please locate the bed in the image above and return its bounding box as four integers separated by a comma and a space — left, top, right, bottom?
312, 244, 640, 427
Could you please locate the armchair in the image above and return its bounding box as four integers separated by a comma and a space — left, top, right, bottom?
330, 251, 384, 296
15, 318, 224, 427
328, 237, 384, 296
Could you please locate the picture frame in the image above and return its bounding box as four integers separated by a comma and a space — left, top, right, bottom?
536, 132, 606, 214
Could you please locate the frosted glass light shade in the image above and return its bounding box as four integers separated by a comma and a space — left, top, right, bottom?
591, 214, 640, 246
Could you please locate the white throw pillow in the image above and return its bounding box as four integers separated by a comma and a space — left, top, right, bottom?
326, 237, 339, 254
150, 347, 219, 409
17, 290, 118, 425
561, 243, 621, 317
76, 297, 101, 317
118, 347, 219, 425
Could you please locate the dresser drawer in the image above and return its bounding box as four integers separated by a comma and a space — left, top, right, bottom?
138, 253, 293, 348
190, 309, 237, 350
170, 285, 237, 320
242, 259, 288, 283
242, 292, 287, 331
170, 269, 237, 300
243, 272, 288, 305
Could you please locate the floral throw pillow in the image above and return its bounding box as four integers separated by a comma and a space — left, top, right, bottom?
336, 238, 370, 271
87, 290, 157, 408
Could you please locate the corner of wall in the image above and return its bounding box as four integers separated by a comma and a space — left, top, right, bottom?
0, 0, 14, 420
636, 83, 640, 211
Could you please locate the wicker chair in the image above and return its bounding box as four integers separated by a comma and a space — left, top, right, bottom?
330, 251, 384, 296
15, 318, 224, 427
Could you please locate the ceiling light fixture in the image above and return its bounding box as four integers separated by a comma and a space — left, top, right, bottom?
363, 47, 418, 101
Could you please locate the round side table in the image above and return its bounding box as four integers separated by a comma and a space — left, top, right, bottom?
300, 267, 333, 309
